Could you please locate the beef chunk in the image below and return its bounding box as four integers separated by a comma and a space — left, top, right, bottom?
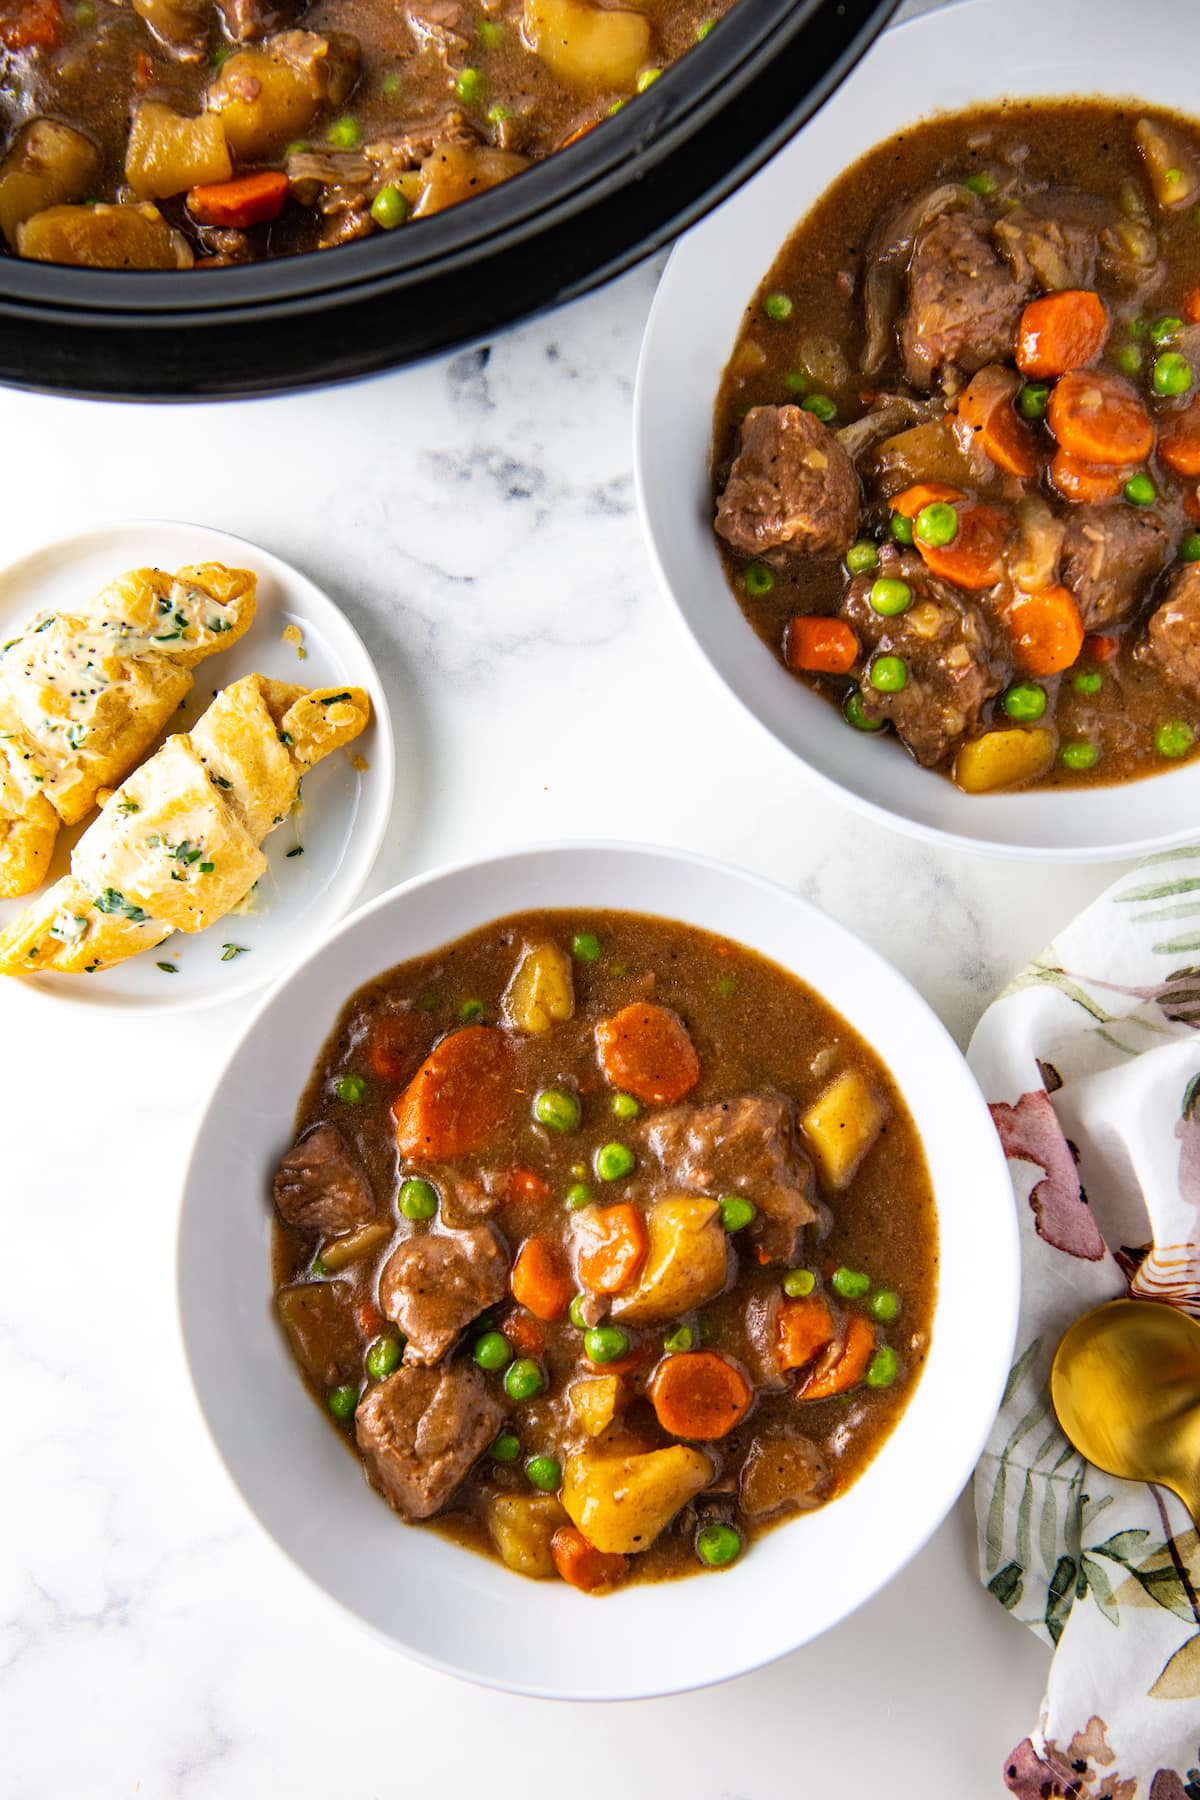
900, 212, 1030, 389
641, 1093, 816, 1264
841, 549, 1006, 768
715, 405, 860, 562
355, 1362, 504, 1519
216, 0, 300, 40
1061, 505, 1169, 629
740, 1432, 832, 1519
378, 1225, 508, 1364
993, 193, 1101, 293
273, 1123, 375, 1235
1143, 564, 1200, 695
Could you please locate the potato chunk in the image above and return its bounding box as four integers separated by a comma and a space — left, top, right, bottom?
485, 1491, 567, 1578
316, 1221, 392, 1272
17, 203, 194, 268
568, 1373, 621, 1438
0, 120, 99, 250
610, 1196, 728, 1325
503, 939, 574, 1035
208, 31, 361, 161
954, 726, 1055, 794
523, 0, 652, 95
415, 143, 529, 217
561, 1445, 712, 1554
125, 103, 231, 201
800, 1069, 885, 1191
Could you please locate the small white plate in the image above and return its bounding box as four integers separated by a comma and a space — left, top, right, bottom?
0, 520, 394, 1011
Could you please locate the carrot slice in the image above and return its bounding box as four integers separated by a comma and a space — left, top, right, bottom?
889, 482, 966, 519
1185, 287, 1200, 327
1084, 633, 1120, 663
557, 119, 600, 150
504, 1309, 546, 1356
594, 1003, 700, 1105
1006, 586, 1085, 677
785, 616, 859, 676
551, 1525, 629, 1593
392, 1025, 511, 1160
511, 1237, 574, 1322
1158, 397, 1200, 478
798, 1314, 876, 1401
1016, 290, 1109, 379
958, 367, 1039, 477
916, 501, 1008, 589
574, 1202, 647, 1295
508, 1165, 552, 1204
649, 1350, 753, 1439
776, 1295, 836, 1371
1048, 447, 1124, 504
187, 170, 289, 228
1047, 370, 1154, 467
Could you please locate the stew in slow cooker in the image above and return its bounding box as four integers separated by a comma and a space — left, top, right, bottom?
270, 910, 935, 1592
713, 102, 1200, 793
0, 0, 728, 265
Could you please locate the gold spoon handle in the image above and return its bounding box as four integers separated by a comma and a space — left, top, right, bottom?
1173, 1469, 1200, 1534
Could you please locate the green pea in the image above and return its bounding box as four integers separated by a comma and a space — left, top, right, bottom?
584, 1324, 630, 1364
715, 973, 737, 997
1128, 314, 1151, 341
831, 1266, 870, 1299
535, 1087, 581, 1133
310, 1253, 330, 1278
784, 370, 808, 396
963, 170, 995, 197
635, 65, 661, 91
783, 1268, 815, 1298
1073, 670, 1103, 695
572, 931, 602, 962
843, 684, 885, 733
763, 291, 793, 321
366, 1335, 403, 1380
1017, 382, 1051, 422
866, 1346, 899, 1388
889, 510, 915, 546
504, 1358, 545, 1402
74, 0, 96, 19
695, 15, 714, 36
869, 655, 907, 694
869, 576, 912, 617
568, 1294, 590, 1329
399, 1177, 438, 1221
1151, 314, 1184, 345
473, 1330, 513, 1372
458, 997, 484, 1023
742, 563, 775, 597
595, 1142, 634, 1182
490, 1430, 521, 1462
526, 1455, 562, 1492
334, 1073, 367, 1104
1113, 343, 1144, 377
477, 16, 502, 45
1181, 533, 1200, 563
565, 1182, 593, 1210
696, 1523, 742, 1568
802, 394, 837, 424
327, 115, 362, 149
370, 185, 409, 230
455, 65, 485, 104
869, 1290, 901, 1324
718, 1196, 755, 1232
846, 539, 879, 575
327, 1384, 358, 1421
379, 70, 401, 97
915, 501, 959, 548
1060, 740, 1100, 771
486, 102, 511, 125
611, 1092, 640, 1120
663, 1324, 694, 1353
1003, 682, 1047, 722
1156, 719, 1195, 759
1154, 352, 1193, 397
1124, 471, 1157, 506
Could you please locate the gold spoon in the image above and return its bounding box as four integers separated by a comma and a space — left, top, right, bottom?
1050, 1298, 1200, 1526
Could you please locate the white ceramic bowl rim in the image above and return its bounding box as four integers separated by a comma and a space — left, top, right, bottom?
176, 842, 1019, 1699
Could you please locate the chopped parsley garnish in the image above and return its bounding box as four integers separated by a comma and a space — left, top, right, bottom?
210, 773, 232, 790
154, 629, 184, 642
34, 616, 54, 633
65, 722, 87, 750
321, 692, 351, 705
278, 731, 294, 746
157, 596, 172, 614
156, 961, 178, 974
286, 845, 304, 858
94, 888, 150, 923
1, 638, 17, 652
208, 618, 232, 633
199, 861, 214, 873
116, 798, 140, 814
220, 943, 248, 961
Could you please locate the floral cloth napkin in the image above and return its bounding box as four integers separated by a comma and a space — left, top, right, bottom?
968, 848, 1200, 1798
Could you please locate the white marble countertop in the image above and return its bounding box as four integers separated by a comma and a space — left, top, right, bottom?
0, 3, 1125, 1789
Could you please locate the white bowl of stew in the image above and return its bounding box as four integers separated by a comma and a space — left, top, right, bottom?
177, 843, 1017, 1698
635, 0, 1200, 859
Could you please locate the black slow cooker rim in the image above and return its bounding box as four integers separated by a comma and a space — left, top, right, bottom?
0, 0, 899, 396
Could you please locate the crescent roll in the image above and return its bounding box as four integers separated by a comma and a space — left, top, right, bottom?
0, 562, 257, 897
0, 672, 370, 977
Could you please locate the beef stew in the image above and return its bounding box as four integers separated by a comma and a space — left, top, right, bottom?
271, 908, 936, 1593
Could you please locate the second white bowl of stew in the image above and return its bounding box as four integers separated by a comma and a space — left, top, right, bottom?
636, 0, 1200, 858
177, 843, 1016, 1698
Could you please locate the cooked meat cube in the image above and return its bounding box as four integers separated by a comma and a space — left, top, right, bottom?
715, 405, 860, 563
405, 0, 467, 56
1060, 505, 1169, 630
841, 550, 1006, 768
276, 1280, 361, 1387
378, 1224, 509, 1364
641, 1093, 816, 1264
739, 1432, 832, 1519
216, 0, 301, 40
1142, 564, 1200, 695
355, 1362, 505, 1519
273, 1122, 375, 1235
993, 192, 1101, 293
900, 212, 1030, 389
